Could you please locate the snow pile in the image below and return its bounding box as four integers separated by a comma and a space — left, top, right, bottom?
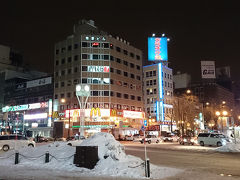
80, 132, 125, 160
0, 132, 183, 179
216, 142, 240, 152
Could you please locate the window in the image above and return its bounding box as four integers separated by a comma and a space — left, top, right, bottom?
116, 58, 121, 63
68, 45, 72, 51
61, 58, 65, 64
55, 94, 58, 99
123, 50, 128, 55
110, 79, 114, 84
82, 66, 87, 71
68, 69, 72, 74
153, 70, 156, 76
67, 92, 71, 98
103, 91, 109, 96
74, 67, 78, 73
82, 78, 87, 83
136, 76, 141, 80
137, 96, 141, 101
82, 54, 88, 59
150, 71, 153, 77
73, 79, 78, 84
56, 60, 59, 66
67, 80, 72, 86
123, 61, 128, 66
116, 46, 121, 52
61, 82, 65, 87
82, 42, 89, 47
92, 91, 98, 96
68, 57, 72, 63
130, 52, 135, 58
110, 56, 114, 61
74, 43, 78, 49
136, 65, 140, 70
130, 74, 135, 79
61, 47, 66, 53
130, 63, 135, 68
116, 92, 122, 98
153, 79, 156, 85
103, 55, 109, 60
110, 91, 114, 96
102, 43, 109, 48
116, 69, 121, 75
131, 95, 135, 100
110, 67, 114, 73
124, 94, 129, 99
124, 71, 128, 77
136, 55, 140, 60
56, 49, 59, 55
146, 72, 149, 77
74, 55, 78, 61
93, 54, 98, 59
55, 83, 58, 88
61, 70, 65, 76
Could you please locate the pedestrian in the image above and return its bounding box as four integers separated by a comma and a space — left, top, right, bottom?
36, 134, 39, 142
75, 133, 79, 140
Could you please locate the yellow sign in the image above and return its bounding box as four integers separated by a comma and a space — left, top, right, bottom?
90, 108, 101, 117
52, 111, 59, 118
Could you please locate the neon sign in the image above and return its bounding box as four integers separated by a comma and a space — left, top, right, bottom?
148, 37, 168, 61
87, 66, 109, 72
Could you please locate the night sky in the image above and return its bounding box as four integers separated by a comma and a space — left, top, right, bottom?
1, 1, 240, 81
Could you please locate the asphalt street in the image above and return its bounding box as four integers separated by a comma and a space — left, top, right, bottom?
123, 142, 240, 179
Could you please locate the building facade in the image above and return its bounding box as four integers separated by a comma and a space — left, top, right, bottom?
143, 63, 174, 132
54, 20, 144, 137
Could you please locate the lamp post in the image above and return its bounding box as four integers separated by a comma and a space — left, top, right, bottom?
75, 84, 90, 137
61, 98, 71, 138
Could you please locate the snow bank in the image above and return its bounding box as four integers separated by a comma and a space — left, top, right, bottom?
216, 142, 240, 152
0, 132, 183, 179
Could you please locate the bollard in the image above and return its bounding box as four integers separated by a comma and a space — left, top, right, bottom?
145, 158, 150, 178
15, 152, 19, 164
45, 151, 49, 163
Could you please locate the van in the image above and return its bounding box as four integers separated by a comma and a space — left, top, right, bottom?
0, 135, 36, 151
197, 133, 229, 147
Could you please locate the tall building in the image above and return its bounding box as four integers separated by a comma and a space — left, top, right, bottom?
54, 20, 144, 137
143, 63, 174, 132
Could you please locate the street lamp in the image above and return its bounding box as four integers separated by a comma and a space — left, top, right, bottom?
61, 98, 71, 139
186, 89, 191, 94
75, 84, 90, 137
209, 123, 214, 131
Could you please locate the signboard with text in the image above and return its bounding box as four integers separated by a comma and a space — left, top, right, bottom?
148, 37, 168, 61
201, 61, 216, 79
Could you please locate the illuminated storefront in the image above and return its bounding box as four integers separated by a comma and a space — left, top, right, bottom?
1, 99, 53, 137
61, 108, 145, 137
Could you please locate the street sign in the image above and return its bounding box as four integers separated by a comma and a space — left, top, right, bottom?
144, 120, 147, 126
141, 125, 145, 131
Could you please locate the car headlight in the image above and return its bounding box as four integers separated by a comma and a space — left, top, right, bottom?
183, 138, 187, 142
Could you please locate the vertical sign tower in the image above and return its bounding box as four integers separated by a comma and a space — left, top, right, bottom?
148, 35, 168, 131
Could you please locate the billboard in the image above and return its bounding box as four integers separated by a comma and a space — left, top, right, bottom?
148, 37, 168, 61
201, 61, 216, 79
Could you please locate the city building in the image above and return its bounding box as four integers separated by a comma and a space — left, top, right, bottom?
1, 75, 53, 137
53, 19, 144, 137
143, 63, 174, 133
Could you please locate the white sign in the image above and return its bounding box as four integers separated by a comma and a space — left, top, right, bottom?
123, 110, 145, 119
201, 61, 216, 79
27, 77, 52, 88
24, 113, 48, 120
87, 66, 109, 72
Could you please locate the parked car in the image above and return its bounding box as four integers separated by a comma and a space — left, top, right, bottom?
124, 135, 134, 141
140, 135, 161, 144
0, 134, 35, 151
162, 134, 174, 142
197, 133, 230, 147
133, 134, 144, 142
179, 135, 195, 145
35, 136, 49, 143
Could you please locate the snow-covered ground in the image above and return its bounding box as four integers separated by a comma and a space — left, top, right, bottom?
0, 133, 183, 179
216, 141, 240, 152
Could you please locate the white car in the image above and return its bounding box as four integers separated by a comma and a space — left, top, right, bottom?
197, 133, 230, 147
0, 135, 36, 151
140, 135, 161, 144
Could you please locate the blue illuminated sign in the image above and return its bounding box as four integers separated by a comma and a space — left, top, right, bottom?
148, 37, 168, 61
156, 63, 164, 122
